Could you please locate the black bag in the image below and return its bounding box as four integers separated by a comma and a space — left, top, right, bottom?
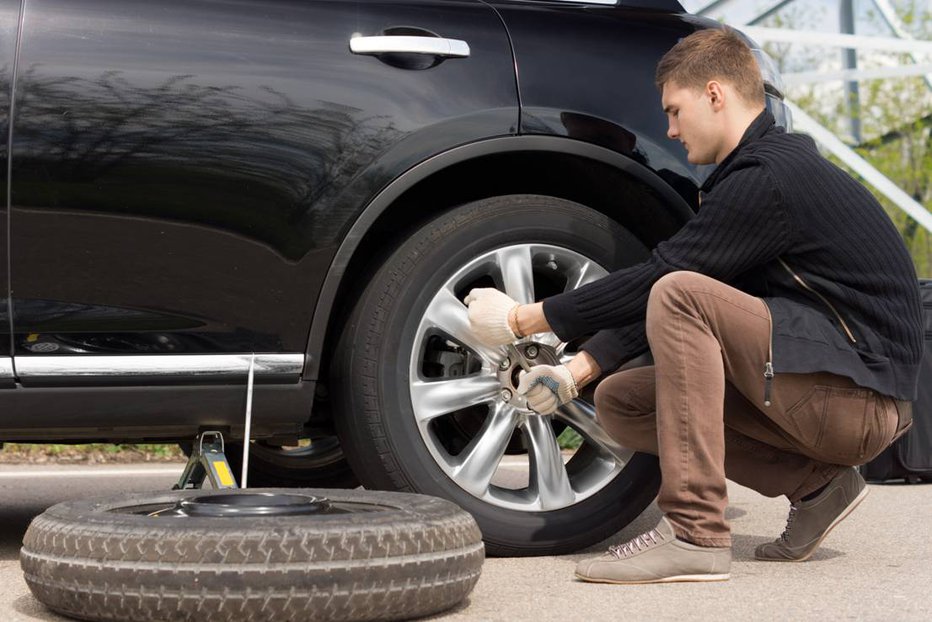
861, 279, 932, 483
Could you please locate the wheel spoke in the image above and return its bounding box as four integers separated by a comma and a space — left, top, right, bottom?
556, 400, 632, 464
422, 287, 502, 362
524, 415, 575, 510
534, 331, 569, 356
410, 375, 501, 423
452, 403, 520, 497
564, 259, 607, 292
495, 246, 535, 304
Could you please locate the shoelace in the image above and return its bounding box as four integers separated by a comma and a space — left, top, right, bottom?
780, 505, 799, 542
608, 528, 666, 559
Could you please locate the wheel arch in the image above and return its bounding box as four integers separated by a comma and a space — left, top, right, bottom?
303, 135, 696, 385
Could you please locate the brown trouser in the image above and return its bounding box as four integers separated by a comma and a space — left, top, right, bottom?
594, 271, 908, 547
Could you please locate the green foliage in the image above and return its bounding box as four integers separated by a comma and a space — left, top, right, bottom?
772, 1, 932, 277
0, 443, 185, 461
556, 427, 584, 450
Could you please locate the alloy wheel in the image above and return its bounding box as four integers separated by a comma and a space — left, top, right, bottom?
410, 244, 633, 512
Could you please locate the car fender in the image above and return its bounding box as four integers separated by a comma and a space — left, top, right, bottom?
302, 134, 696, 380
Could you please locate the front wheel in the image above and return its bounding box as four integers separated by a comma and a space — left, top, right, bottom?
334, 195, 661, 556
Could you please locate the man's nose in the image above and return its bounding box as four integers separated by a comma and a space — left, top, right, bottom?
667, 123, 678, 140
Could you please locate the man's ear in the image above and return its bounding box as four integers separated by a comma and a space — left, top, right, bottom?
705, 80, 726, 111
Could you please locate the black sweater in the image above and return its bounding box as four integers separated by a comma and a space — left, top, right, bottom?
542, 111, 923, 400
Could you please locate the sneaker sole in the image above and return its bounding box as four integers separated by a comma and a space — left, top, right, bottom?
756, 483, 870, 563
574, 572, 730, 585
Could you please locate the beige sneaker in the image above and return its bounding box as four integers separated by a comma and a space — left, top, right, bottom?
574, 516, 731, 584
756, 467, 868, 562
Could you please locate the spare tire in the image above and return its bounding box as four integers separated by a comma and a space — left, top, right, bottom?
21, 488, 483, 622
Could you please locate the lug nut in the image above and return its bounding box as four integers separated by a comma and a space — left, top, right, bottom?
525, 345, 539, 359
500, 389, 513, 401
499, 358, 511, 371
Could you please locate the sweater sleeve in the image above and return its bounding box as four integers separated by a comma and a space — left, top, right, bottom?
543, 160, 792, 342
578, 323, 649, 373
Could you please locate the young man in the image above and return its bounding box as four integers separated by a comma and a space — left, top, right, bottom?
464, 27, 921, 584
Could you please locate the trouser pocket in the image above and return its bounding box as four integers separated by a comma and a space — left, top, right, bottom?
786, 385, 894, 465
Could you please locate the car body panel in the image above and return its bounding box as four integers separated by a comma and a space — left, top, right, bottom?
0, 0, 787, 444
490, 0, 704, 207
7, 0, 517, 367
0, 381, 314, 442
489, 2, 791, 201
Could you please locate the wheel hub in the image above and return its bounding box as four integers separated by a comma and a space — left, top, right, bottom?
495, 342, 560, 411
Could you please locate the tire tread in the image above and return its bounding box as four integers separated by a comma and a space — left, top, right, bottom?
21, 489, 483, 621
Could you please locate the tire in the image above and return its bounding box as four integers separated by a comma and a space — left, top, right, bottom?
21, 488, 483, 622
333, 195, 662, 556
178, 437, 359, 488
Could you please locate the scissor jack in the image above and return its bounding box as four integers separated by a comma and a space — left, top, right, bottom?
173, 354, 257, 490
173, 431, 238, 490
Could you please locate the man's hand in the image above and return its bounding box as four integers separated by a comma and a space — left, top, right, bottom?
464, 288, 520, 347
517, 365, 579, 415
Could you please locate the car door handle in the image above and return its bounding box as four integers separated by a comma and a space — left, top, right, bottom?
349, 35, 470, 58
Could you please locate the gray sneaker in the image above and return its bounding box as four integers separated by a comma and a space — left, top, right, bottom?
575, 516, 731, 584
756, 467, 868, 562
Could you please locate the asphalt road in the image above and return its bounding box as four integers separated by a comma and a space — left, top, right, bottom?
1, 463, 929, 621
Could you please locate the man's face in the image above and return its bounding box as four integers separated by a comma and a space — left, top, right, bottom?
661, 81, 723, 165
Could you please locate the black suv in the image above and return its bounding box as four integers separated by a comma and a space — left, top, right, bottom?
0, 0, 789, 555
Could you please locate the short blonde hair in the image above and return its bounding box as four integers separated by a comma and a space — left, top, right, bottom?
655, 28, 765, 106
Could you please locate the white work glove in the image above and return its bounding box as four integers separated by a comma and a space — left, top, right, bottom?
517, 365, 579, 415
463, 288, 520, 347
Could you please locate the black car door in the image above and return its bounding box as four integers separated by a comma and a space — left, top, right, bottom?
7, 0, 517, 385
